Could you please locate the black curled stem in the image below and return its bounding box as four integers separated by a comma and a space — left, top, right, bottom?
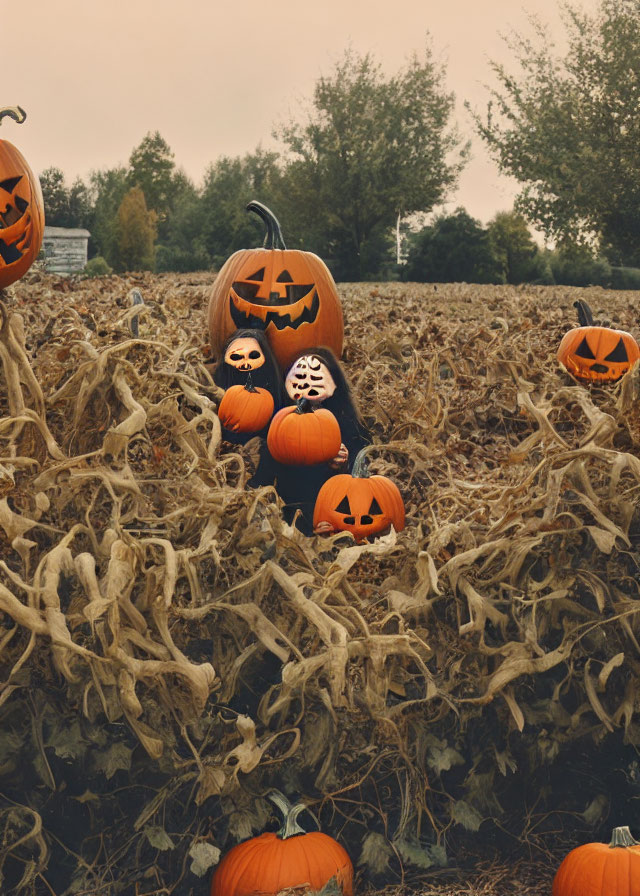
246, 200, 287, 250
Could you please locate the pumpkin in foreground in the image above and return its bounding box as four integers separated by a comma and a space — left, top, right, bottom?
267, 398, 342, 466
0, 106, 45, 290
217, 379, 275, 434
552, 825, 640, 896
557, 299, 640, 382
207, 200, 344, 370
313, 450, 405, 541
210, 791, 354, 896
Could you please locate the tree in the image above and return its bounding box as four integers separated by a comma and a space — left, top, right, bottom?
472, 0, 640, 265
39, 168, 70, 226
114, 186, 157, 272
128, 132, 177, 239
88, 166, 129, 265
487, 210, 550, 283
200, 148, 282, 267
404, 208, 503, 283
277, 46, 468, 280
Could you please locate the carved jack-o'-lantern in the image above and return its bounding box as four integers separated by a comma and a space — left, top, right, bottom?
207, 201, 344, 370
557, 300, 640, 382
0, 107, 45, 290
224, 335, 266, 372
313, 451, 405, 541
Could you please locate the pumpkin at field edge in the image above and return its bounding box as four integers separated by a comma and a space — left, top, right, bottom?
557, 299, 640, 382
210, 790, 354, 896
217, 377, 275, 433
207, 200, 344, 370
267, 398, 342, 466
552, 825, 640, 896
0, 106, 45, 290
313, 449, 405, 541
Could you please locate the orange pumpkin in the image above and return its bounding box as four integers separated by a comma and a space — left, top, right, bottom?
267, 398, 342, 466
313, 450, 405, 541
0, 106, 45, 290
211, 791, 354, 896
552, 825, 640, 896
217, 379, 275, 433
207, 201, 344, 370
557, 299, 640, 382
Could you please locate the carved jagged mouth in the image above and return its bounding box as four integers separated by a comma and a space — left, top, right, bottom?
230, 287, 320, 331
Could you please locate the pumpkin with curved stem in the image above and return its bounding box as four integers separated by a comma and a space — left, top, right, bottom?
552, 825, 640, 896
313, 449, 405, 541
207, 201, 344, 369
557, 299, 640, 382
0, 106, 45, 290
217, 377, 275, 434
210, 790, 354, 896
267, 398, 342, 466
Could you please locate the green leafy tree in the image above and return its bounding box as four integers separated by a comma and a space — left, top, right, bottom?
487, 210, 551, 283
472, 0, 640, 264
277, 46, 468, 280
39, 168, 69, 226
404, 208, 503, 283
114, 186, 157, 272
39, 168, 92, 229
200, 148, 282, 267
128, 132, 177, 238
87, 166, 129, 265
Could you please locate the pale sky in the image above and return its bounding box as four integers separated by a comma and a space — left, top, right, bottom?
4, 0, 599, 226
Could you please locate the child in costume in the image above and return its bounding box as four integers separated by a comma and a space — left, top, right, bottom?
249, 347, 370, 534
212, 328, 286, 443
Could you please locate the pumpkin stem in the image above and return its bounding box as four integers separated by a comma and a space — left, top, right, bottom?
267, 789, 313, 840
244, 373, 258, 393
295, 397, 314, 414
352, 447, 372, 478
0, 106, 26, 126
247, 201, 287, 251
574, 299, 595, 327
609, 826, 640, 848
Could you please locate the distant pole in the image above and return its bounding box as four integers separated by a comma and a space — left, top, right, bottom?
396, 211, 402, 266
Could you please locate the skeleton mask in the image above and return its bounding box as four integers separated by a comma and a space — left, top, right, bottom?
224, 336, 266, 372
285, 354, 337, 403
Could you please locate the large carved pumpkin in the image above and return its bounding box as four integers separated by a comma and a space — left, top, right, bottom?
207, 201, 344, 369
557, 299, 640, 382
211, 791, 354, 896
0, 106, 45, 290
552, 826, 640, 896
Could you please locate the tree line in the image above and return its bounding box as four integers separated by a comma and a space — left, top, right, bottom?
40, 0, 640, 285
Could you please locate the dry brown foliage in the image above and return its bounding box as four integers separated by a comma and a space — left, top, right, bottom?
1, 269, 639, 895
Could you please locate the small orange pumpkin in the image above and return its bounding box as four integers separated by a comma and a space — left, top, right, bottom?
217, 378, 275, 433
552, 825, 640, 896
267, 398, 342, 465
557, 299, 640, 382
0, 106, 45, 290
313, 450, 405, 541
211, 791, 354, 896
207, 201, 344, 370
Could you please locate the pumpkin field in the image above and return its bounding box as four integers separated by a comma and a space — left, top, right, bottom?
1, 268, 640, 895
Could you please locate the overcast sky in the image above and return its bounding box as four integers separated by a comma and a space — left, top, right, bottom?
4, 0, 599, 226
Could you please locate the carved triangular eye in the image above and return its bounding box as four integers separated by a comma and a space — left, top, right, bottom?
276, 270, 293, 282
246, 268, 265, 281
368, 497, 383, 515
0, 176, 22, 194
604, 337, 629, 363
574, 336, 596, 359
336, 496, 351, 514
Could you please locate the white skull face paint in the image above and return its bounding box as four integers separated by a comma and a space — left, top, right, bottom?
285, 354, 337, 403
224, 337, 265, 371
